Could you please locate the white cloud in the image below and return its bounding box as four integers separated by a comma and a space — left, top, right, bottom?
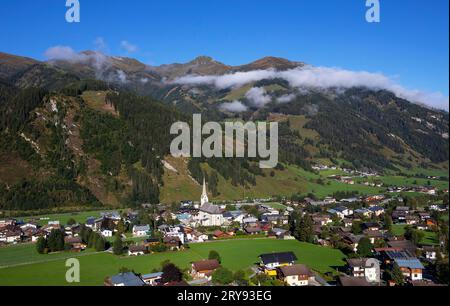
171, 66, 449, 111
116, 70, 128, 83
219, 100, 248, 113
245, 87, 272, 107
120, 40, 138, 53
44, 46, 87, 62
277, 93, 296, 103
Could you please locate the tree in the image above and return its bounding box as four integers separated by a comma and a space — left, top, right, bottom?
95, 235, 106, 252
404, 226, 425, 246
351, 221, 362, 235
233, 270, 247, 286
296, 213, 314, 243
47, 229, 64, 252
36, 236, 47, 254
212, 267, 234, 285
386, 263, 405, 286
436, 259, 449, 284
357, 237, 373, 257
208, 250, 222, 264
113, 235, 123, 255
384, 215, 393, 234
161, 262, 183, 284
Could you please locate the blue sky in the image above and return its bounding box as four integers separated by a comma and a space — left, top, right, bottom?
0, 0, 448, 99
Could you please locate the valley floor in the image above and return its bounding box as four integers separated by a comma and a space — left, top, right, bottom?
0, 239, 346, 286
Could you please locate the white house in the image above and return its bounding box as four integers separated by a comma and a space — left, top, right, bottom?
132, 225, 150, 237
278, 264, 314, 286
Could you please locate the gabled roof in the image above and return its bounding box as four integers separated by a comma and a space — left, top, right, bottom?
192, 259, 220, 271
110, 272, 146, 286
279, 264, 311, 277
259, 252, 297, 265
199, 203, 221, 214
395, 259, 424, 270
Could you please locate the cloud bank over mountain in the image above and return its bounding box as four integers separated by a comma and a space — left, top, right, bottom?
172, 66, 449, 111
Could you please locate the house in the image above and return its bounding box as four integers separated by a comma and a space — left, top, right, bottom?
269, 228, 289, 239
64, 236, 87, 251
132, 225, 150, 237
346, 258, 380, 283
368, 206, 385, 216
128, 245, 147, 256
338, 276, 371, 286
395, 258, 424, 281
361, 222, 381, 232
354, 208, 371, 217
277, 264, 313, 286
329, 206, 353, 219
141, 272, 163, 286
387, 240, 417, 255
213, 230, 232, 239
191, 259, 221, 280
259, 252, 297, 276
422, 246, 437, 260
104, 272, 146, 286
163, 236, 182, 250
341, 233, 363, 252
244, 225, 262, 235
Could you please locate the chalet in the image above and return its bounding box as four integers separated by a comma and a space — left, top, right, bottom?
259, 252, 297, 276
312, 215, 332, 226
244, 225, 262, 235
0, 225, 22, 243
368, 206, 385, 216
343, 218, 353, 228
141, 272, 163, 286
191, 259, 221, 280
133, 225, 150, 237
163, 236, 182, 250
362, 222, 381, 232
213, 230, 232, 239
104, 272, 146, 286
363, 230, 384, 244
64, 236, 87, 251
269, 228, 289, 239
128, 245, 147, 256
341, 233, 363, 252
277, 264, 313, 286
395, 258, 424, 281
392, 210, 407, 223
346, 258, 380, 283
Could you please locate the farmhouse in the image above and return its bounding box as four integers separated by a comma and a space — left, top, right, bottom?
277, 264, 313, 286
128, 245, 147, 256
191, 259, 221, 280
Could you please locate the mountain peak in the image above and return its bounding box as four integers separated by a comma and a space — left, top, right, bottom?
237, 56, 305, 71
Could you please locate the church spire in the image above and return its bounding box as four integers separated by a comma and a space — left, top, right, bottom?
201, 176, 209, 205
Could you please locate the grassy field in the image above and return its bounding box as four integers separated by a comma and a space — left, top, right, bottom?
391, 224, 439, 245
0, 239, 346, 286
353, 175, 449, 190
18, 210, 114, 226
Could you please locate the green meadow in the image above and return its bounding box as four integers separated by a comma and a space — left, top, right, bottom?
0, 239, 346, 286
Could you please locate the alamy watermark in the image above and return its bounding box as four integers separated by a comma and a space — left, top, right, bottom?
170, 114, 279, 169
65, 0, 80, 23
366, 0, 380, 23
65, 258, 80, 283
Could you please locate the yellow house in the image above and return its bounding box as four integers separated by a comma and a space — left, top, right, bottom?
259, 252, 297, 276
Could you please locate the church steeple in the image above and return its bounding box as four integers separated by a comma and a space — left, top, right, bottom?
201, 176, 209, 205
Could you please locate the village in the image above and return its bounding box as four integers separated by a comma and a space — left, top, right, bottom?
0, 174, 448, 287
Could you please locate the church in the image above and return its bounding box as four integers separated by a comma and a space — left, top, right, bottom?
196, 178, 225, 227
